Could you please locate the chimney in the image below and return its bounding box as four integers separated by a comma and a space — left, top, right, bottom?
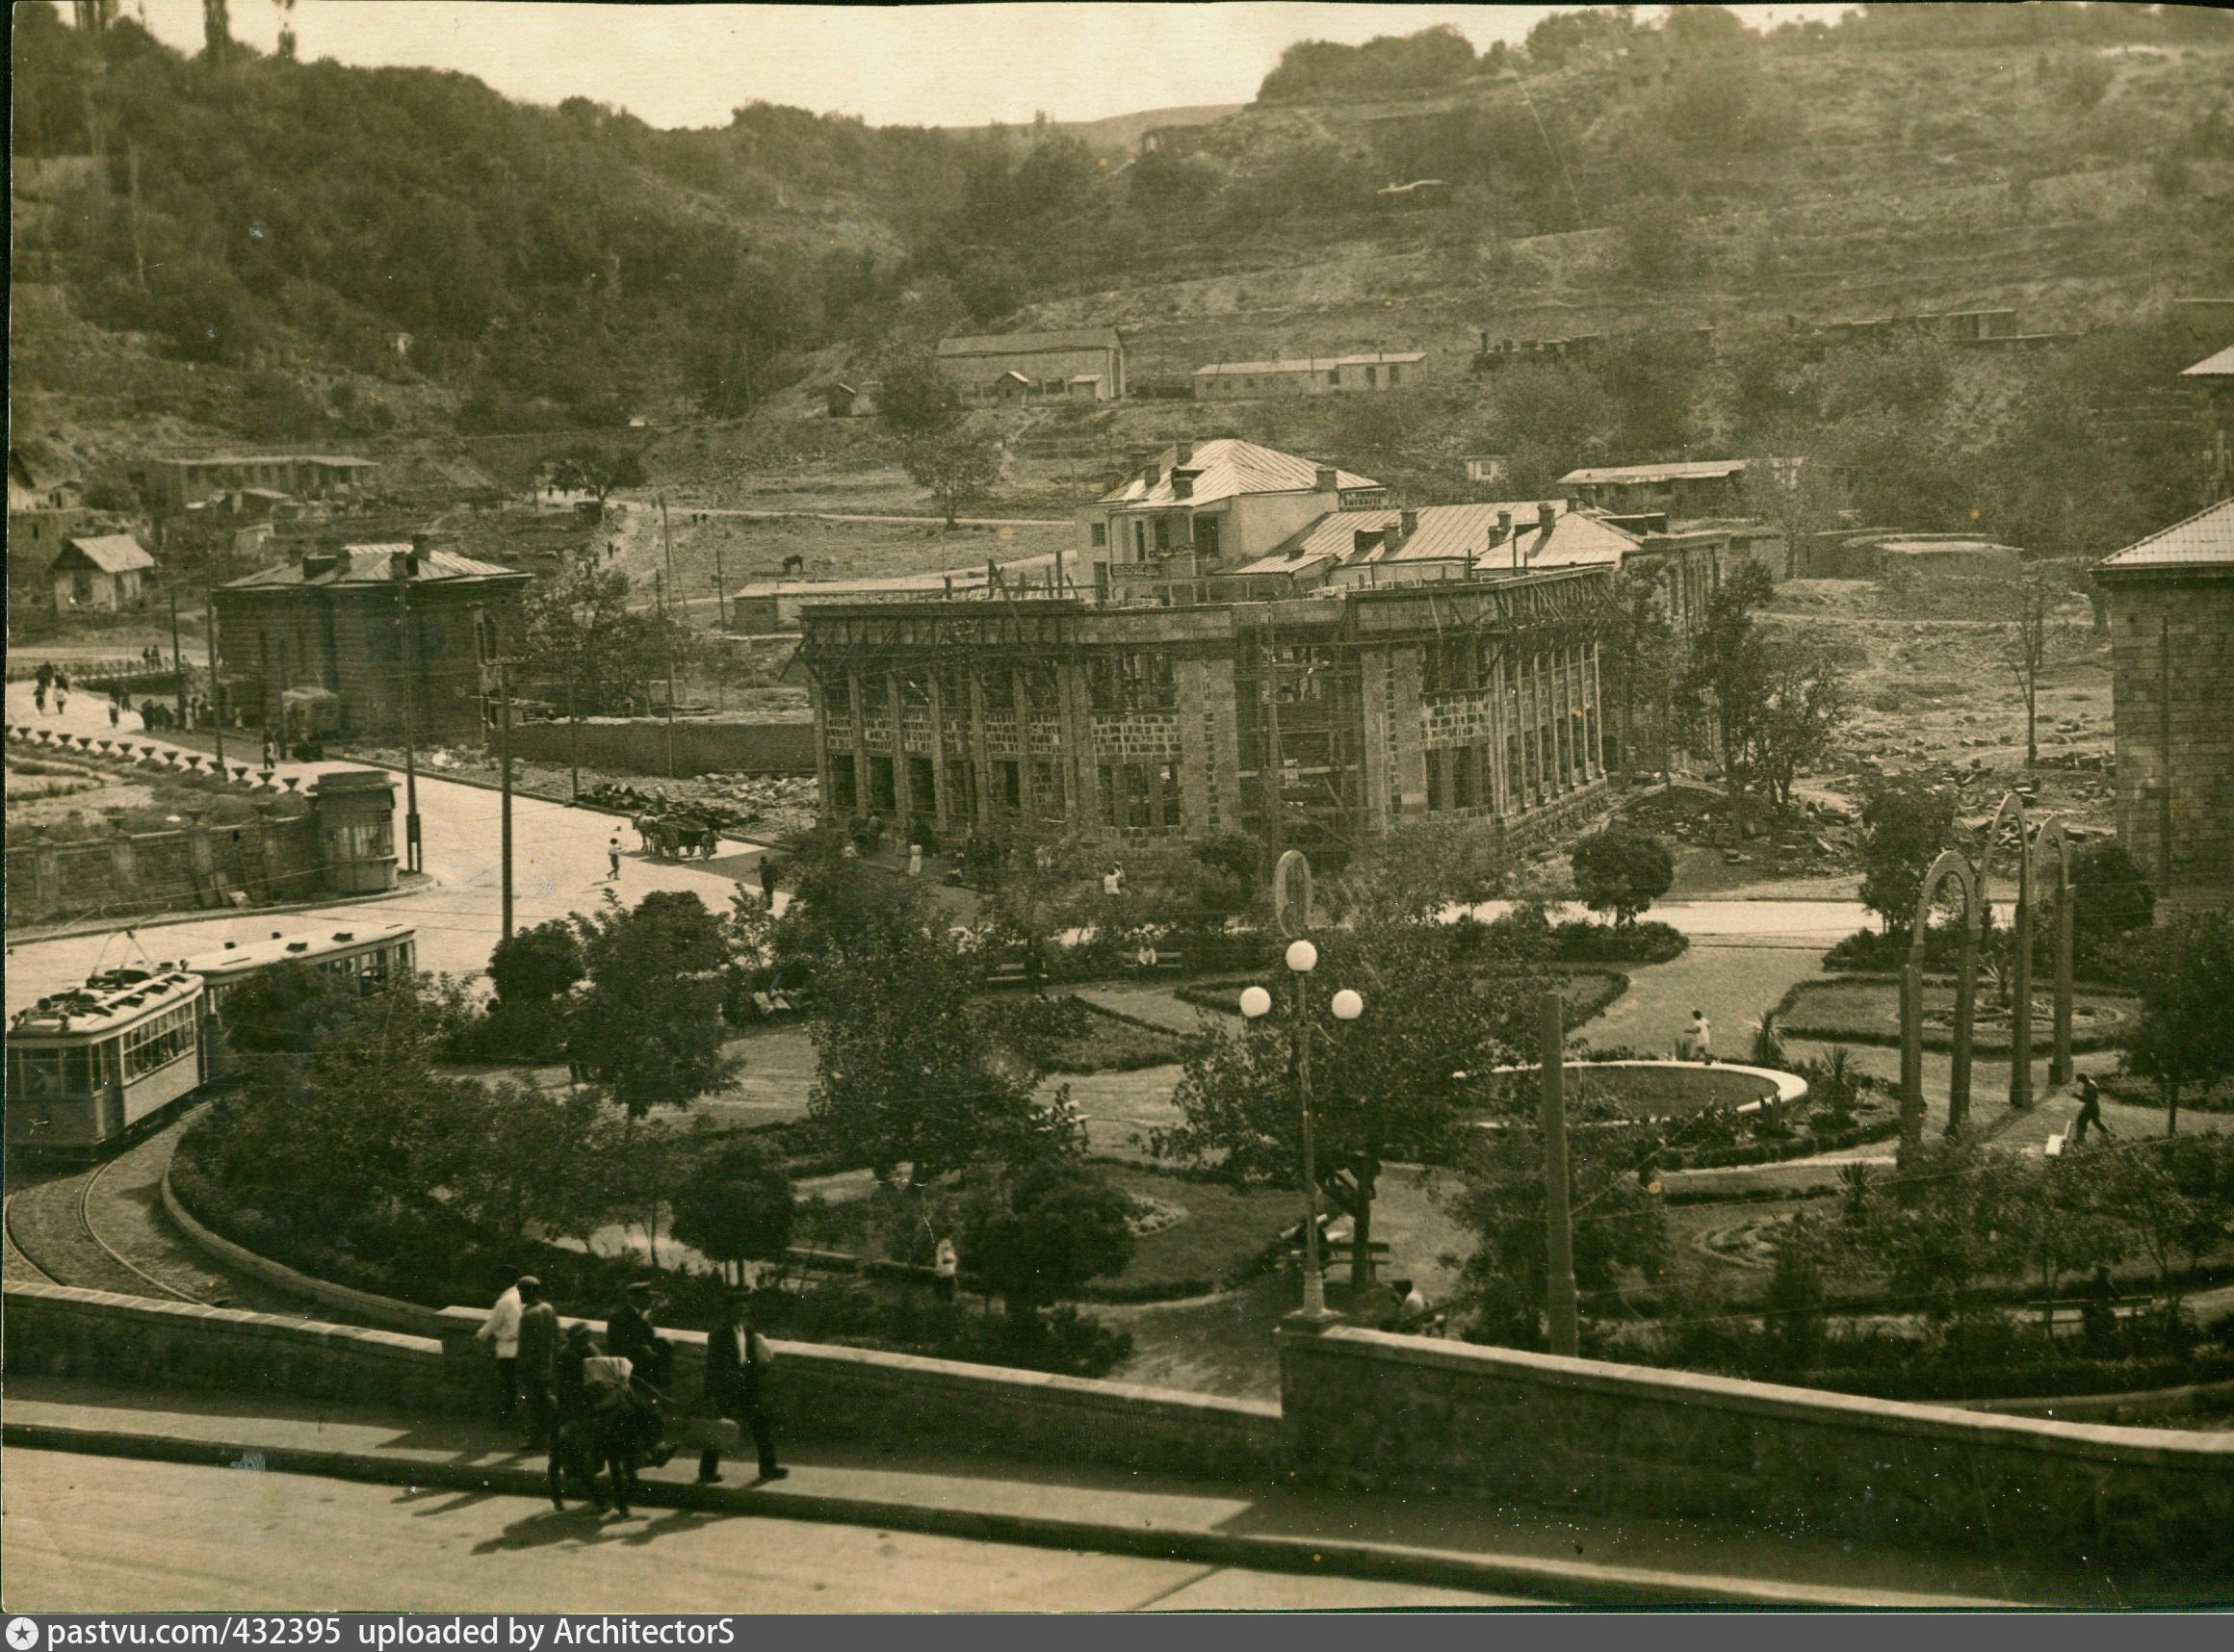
1175, 441, 1194, 465
1496, 509, 1513, 543
1172, 472, 1194, 500
1315, 466, 1339, 494
1142, 462, 1161, 489
405, 532, 429, 578
1399, 508, 1418, 543
1538, 502, 1557, 536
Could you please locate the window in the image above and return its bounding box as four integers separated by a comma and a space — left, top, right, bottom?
1155, 517, 1172, 554
1389, 363, 1402, 385
1195, 517, 1220, 559
1090, 521, 1107, 549
121, 1005, 195, 1081
1366, 365, 1379, 388
824, 678, 852, 714
1134, 522, 1147, 558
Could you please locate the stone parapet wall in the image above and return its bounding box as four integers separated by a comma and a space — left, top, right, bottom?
4, 805, 325, 927
6, 1281, 466, 1416
1501, 781, 1613, 859
1278, 1325, 2234, 1566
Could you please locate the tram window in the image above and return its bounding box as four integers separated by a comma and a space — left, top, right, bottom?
121, 1005, 195, 1080
8, 1045, 96, 1097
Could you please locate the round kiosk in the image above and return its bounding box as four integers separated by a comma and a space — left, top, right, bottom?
313, 769, 401, 892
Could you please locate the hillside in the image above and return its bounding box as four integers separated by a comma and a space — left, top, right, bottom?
11, 3, 2234, 563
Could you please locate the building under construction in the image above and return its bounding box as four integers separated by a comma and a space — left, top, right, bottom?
795, 565, 1612, 863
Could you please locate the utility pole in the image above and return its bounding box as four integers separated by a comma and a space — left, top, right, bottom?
712, 535, 728, 713
498, 652, 516, 941
206, 581, 226, 774
167, 580, 186, 719
567, 665, 581, 804
394, 562, 421, 873
656, 569, 676, 780
1540, 990, 1580, 1358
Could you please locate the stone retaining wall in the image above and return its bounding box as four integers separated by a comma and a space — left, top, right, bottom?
507, 719, 817, 778
1278, 1324, 2234, 1566
6, 1281, 464, 1416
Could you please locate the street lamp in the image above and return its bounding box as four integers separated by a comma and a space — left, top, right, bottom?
1240, 940, 1363, 1321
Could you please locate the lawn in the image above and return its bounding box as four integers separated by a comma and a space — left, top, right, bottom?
1779, 976, 2140, 1054
1089, 1162, 1295, 1300
1038, 1001, 1194, 1074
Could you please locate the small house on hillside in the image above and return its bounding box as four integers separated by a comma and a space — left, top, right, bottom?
1192, 352, 1426, 400
937, 328, 1126, 403
51, 534, 155, 611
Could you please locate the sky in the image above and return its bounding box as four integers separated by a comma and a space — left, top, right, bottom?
117, 1, 1857, 130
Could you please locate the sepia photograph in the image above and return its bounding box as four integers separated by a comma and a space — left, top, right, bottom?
4, 0, 2232, 1617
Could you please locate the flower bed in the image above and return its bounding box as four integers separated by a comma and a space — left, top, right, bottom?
1777, 974, 2139, 1053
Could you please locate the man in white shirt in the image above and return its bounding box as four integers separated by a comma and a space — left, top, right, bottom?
475, 1278, 525, 1427
1690, 1009, 1712, 1065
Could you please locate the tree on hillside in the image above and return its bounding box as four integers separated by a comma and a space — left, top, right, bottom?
1856, 775, 1958, 935
959, 1160, 1136, 1322
1680, 563, 1846, 810
542, 439, 648, 512
1158, 920, 1532, 1288
1739, 448, 1846, 580
668, 1136, 795, 1285
874, 351, 962, 436
902, 426, 1003, 528
1997, 570, 2066, 770
567, 891, 738, 1116
520, 564, 695, 717
1571, 827, 1675, 925
1746, 642, 1849, 810
2121, 912, 2234, 1137
1592, 561, 1676, 775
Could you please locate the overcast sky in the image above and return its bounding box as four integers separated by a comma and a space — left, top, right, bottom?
115, 2, 1855, 129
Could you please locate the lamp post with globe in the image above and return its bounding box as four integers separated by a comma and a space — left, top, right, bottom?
1241, 935, 1365, 1320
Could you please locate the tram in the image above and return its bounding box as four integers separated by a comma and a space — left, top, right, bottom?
5, 921, 419, 1156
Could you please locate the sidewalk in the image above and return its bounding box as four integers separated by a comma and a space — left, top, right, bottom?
0, 1378, 2133, 1607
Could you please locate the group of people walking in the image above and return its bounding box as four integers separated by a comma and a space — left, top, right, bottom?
29, 661, 70, 714
475, 1274, 785, 1504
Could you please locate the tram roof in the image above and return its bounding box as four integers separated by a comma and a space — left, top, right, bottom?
8, 969, 202, 1040
169, 921, 416, 980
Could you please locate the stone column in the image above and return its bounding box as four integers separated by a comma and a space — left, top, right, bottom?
1057, 658, 1095, 829
1948, 916, 1979, 1134
1176, 658, 1214, 834
1204, 657, 1245, 831
1014, 666, 1040, 823
1359, 648, 1392, 833
2051, 868, 2075, 1087
1488, 650, 1513, 819
1588, 641, 1604, 780
1390, 646, 1428, 814
846, 669, 871, 822
969, 667, 994, 833
1899, 960, 1925, 1149
2008, 847, 2034, 1112
927, 669, 953, 836
809, 677, 836, 820
887, 669, 911, 837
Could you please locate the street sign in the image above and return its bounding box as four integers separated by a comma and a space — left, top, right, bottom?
1274, 848, 1312, 940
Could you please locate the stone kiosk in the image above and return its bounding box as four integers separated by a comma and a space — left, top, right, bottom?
312, 769, 400, 892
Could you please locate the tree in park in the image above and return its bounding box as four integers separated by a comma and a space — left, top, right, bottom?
1442, 1091, 1668, 1348
1856, 774, 1958, 935
959, 1159, 1136, 1322
445, 1077, 607, 1245
1570, 827, 1675, 926
2066, 839, 2154, 968
566, 891, 739, 1117
668, 1136, 795, 1286
901, 426, 1003, 527
480, 917, 584, 1060
1158, 921, 1530, 1288
1592, 561, 1677, 776
2120, 910, 2234, 1137
541, 439, 648, 513
807, 892, 1081, 1187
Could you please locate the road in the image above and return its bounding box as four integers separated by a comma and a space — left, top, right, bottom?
5, 682, 765, 1016
0, 1450, 1522, 1612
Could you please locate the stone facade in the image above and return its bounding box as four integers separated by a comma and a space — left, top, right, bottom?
798, 569, 1611, 865
1278, 1325, 2234, 1567
2092, 511, 2234, 905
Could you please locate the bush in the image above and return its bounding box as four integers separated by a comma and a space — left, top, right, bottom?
1546, 919, 1687, 965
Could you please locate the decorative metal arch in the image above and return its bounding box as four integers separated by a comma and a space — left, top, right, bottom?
1979, 793, 2037, 1113
1902, 848, 1983, 1145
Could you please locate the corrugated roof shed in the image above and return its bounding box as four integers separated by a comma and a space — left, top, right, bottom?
1194, 352, 1427, 377
1099, 439, 1377, 507
56, 534, 154, 574
938, 328, 1121, 357
224, 545, 524, 588
1561, 459, 1750, 485
2093, 499, 2234, 572
1233, 503, 1637, 577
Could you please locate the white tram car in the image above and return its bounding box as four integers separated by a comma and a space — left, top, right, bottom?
5, 921, 418, 1155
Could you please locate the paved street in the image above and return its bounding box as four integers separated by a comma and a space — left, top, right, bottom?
1, 1449, 1525, 1613
5, 681, 765, 1016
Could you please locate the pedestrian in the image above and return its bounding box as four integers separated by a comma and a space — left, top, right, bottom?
698, 1288, 784, 1484
606, 1280, 672, 1395
607, 836, 622, 881
1135, 942, 1158, 973
108, 697, 120, 729
55, 685, 67, 715
33, 684, 47, 714
758, 855, 777, 905
1688, 1009, 1712, 1064
37, 661, 54, 691
932, 1235, 958, 1304
475, 1277, 526, 1428
55, 670, 69, 694
908, 841, 923, 878
2071, 1073, 2112, 1145
2080, 1263, 2118, 1354
515, 1276, 559, 1450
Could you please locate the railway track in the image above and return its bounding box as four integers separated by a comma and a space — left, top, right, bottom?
4, 1116, 329, 1317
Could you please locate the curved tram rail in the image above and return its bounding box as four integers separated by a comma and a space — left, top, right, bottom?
5, 1144, 206, 1304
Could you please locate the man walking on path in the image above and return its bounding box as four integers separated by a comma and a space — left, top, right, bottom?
933, 1236, 959, 1304
760, 855, 778, 905
607, 1280, 672, 1393
607, 837, 622, 881
2070, 1074, 2113, 1146
514, 1277, 559, 1451
1687, 1009, 1712, 1064
699, 1289, 784, 1484
475, 1278, 525, 1427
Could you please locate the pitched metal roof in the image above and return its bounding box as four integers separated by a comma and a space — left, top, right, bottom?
2093, 498, 2234, 572
937, 327, 1121, 357
1098, 439, 1377, 507
1233, 502, 1637, 577
1561, 459, 1750, 485
1194, 352, 1427, 377
56, 534, 154, 574
2181, 346, 2234, 377
223, 544, 525, 589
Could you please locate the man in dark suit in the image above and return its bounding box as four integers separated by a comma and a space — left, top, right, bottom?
514, 1277, 559, 1450
700, 1289, 784, 1484
607, 1280, 672, 1393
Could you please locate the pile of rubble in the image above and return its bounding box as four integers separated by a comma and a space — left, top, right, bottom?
579, 773, 820, 841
